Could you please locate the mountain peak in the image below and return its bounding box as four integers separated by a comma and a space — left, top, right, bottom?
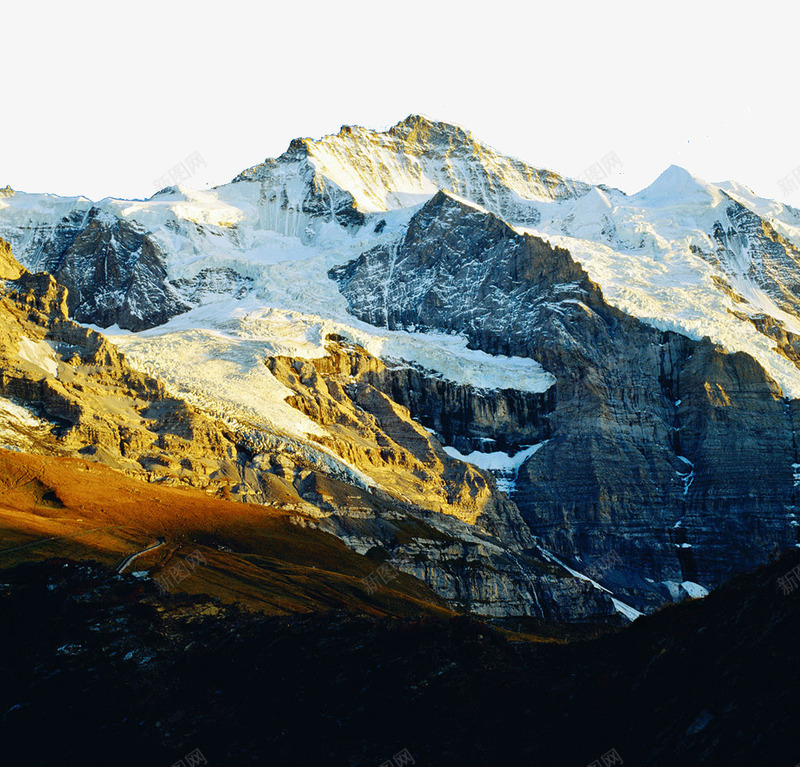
634, 163, 718, 206
232, 115, 583, 215
388, 114, 472, 144
663, 162, 694, 177
654, 164, 700, 188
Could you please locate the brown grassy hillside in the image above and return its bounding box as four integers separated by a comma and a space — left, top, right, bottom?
0, 447, 452, 618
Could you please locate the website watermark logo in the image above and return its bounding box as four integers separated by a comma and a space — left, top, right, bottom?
587, 747, 623, 766
154, 152, 207, 191
170, 747, 207, 767
362, 562, 399, 595
378, 748, 415, 766
777, 562, 800, 595
576, 152, 623, 186
777, 166, 800, 199
154, 549, 207, 593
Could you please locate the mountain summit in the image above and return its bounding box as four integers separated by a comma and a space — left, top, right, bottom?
633, 163, 721, 206
233, 114, 589, 218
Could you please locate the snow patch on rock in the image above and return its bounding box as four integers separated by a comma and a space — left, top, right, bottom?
17, 337, 59, 378
443, 443, 546, 495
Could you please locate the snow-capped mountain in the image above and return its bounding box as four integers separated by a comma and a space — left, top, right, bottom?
2, 115, 799, 616
4, 116, 800, 392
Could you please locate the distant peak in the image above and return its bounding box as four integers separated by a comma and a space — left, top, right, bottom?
281, 137, 312, 160
659, 164, 697, 183
392, 114, 439, 129
634, 164, 717, 205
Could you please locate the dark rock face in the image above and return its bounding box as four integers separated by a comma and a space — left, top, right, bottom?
331, 192, 799, 605
370, 361, 554, 454
24, 208, 190, 330
331, 190, 586, 339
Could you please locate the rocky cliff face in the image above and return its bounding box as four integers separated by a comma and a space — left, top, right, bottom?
265, 337, 533, 540
332, 192, 799, 607
0, 243, 245, 488
12, 207, 190, 330
364, 358, 554, 454
0, 238, 25, 280
706, 195, 800, 322
264, 336, 618, 618
0, 239, 614, 620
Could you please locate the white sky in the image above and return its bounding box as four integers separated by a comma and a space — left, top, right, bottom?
3, 0, 799, 204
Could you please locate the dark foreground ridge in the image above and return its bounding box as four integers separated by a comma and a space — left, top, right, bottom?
1, 550, 798, 767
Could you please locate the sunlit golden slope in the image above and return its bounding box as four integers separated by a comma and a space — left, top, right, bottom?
0, 448, 452, 618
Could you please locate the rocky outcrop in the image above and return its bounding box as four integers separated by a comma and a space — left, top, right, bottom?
233, 138, 366, 230
266, 338, 533, 541
0, 238, 25, 280
25, 208, 190, 330
331, 192, 799, 608
710, 197, 800, 319
367, 359, 554, 454
0, 254, 241, 487
170, 267, 254, 304
264, 337, 619, 619
728, 308, 800, 369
